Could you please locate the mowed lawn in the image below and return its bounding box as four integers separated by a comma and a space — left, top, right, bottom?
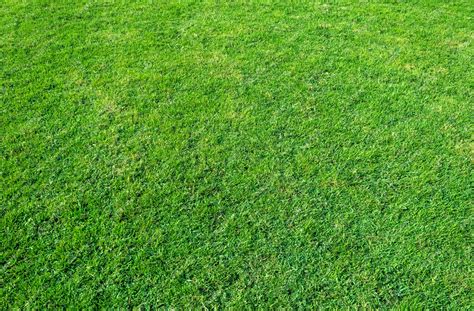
1, 1, 473, 308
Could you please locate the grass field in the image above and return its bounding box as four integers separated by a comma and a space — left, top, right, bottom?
1, 1, 473, 308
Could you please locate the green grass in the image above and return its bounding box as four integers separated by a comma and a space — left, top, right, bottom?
1, 0, 473, 308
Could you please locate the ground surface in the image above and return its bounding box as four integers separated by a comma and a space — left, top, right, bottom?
1, 1, 473, 308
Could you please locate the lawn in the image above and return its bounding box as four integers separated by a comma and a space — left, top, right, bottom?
1, 0, 473, 308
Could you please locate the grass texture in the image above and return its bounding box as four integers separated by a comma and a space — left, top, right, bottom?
1, 1, 473, 308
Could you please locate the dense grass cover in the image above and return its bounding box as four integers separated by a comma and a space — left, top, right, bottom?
1, 1, 473, 308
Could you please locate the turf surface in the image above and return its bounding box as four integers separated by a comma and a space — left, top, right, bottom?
1, 1, 473, 308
